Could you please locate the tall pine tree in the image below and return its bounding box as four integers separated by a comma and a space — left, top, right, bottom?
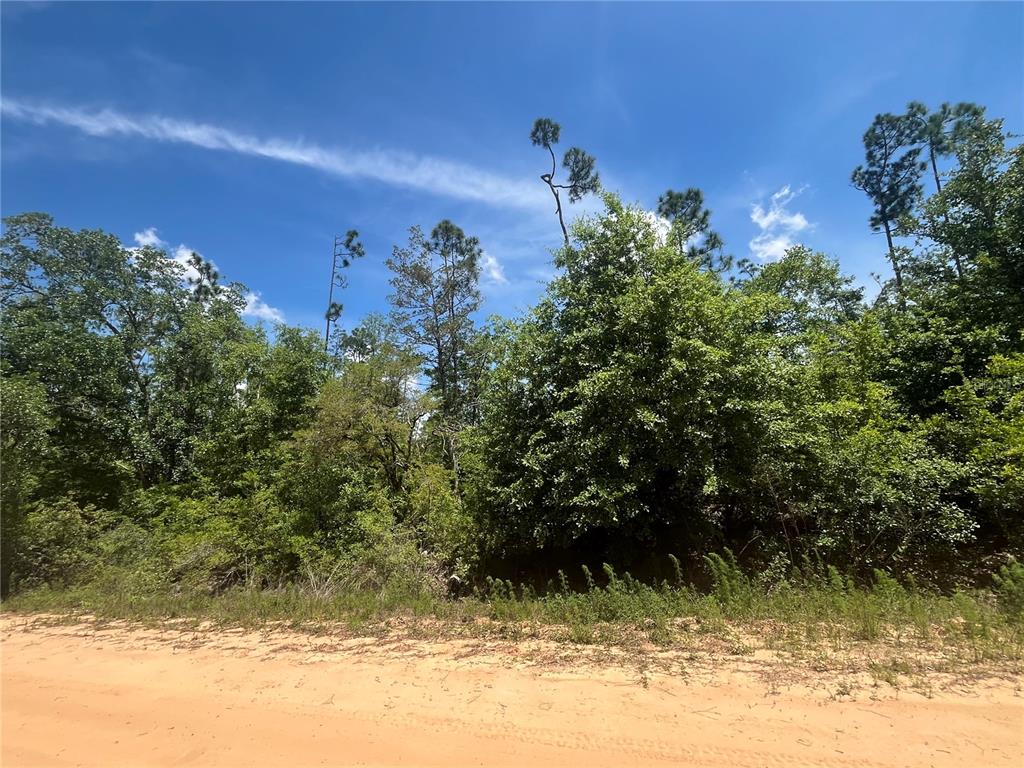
852, 113, 925, 303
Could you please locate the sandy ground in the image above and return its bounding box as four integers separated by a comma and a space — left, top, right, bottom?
2, 615, 1021, 767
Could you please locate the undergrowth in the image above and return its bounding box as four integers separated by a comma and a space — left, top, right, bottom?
4, 552, 1022, 670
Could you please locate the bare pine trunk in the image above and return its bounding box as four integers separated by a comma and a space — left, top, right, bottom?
883, 220, 906, 308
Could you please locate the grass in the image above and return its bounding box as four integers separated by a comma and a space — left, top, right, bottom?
5, 555, 1023, 685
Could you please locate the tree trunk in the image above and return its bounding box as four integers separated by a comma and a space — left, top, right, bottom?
929, 145, 966, 279
883, 220, 906, 308
544, 145, 569, 247
324, 249, 337, 352
929, 145, 943, 195
448, 430, 461, 497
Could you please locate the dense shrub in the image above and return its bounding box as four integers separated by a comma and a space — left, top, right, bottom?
15, 499, 95, 589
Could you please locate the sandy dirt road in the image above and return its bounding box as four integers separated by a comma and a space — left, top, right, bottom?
2, 615, 1021, 767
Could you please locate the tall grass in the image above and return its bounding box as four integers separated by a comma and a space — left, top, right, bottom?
5, 553, 1022, 667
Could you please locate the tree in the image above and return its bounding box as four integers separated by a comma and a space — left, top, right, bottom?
324, 230, 366, 351
881, 119, 1023, 414
905, 101, 985, 278
1, 213, 191, 495
0, 374, 54, 597
917, 118, 1022, 321
906, 101, 985, 195
387, 221, 482, 482
148, 297, 257, 484
744, 246, 863, 339
0, 213, 305, 495
186, 252, 221, 303
190, 322, 329, 493
656, 187, 730, 273
931, 353, 1024, 553
530, 118, 600, 245
479, 196, 760, 552
294, 316, 431, 497
851, 113, 925, 303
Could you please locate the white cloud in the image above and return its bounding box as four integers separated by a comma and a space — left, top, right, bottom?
749, 185, 810, 261
132, 227, 163, 248
748, 234, 793, 261
242, 291, 285, 324
479, 251, 508, 286
3, 99, 542, 209
751, 186, 809, 232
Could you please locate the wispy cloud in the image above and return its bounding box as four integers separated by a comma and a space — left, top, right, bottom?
749, 185, 810, 261
479, 251, 508, 286
242, 292, 285, 324
2, 99, 541, 209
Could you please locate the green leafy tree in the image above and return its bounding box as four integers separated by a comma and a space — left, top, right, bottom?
905, 101, 984, 278
906, 101, 985, 195
881, 118, 1022, 414
915, 118, 1023, 331
186, 252, 222, 303
0, 374, 55, 596
479, 195, 763, 551
190, 323, 329, 493
931, 353, 1024, 553
299, 315, 431, 496
744, 246, 863, 338
1, 213, 191, 495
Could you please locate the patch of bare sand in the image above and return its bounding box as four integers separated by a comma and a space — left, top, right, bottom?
2, 614, 1021, 767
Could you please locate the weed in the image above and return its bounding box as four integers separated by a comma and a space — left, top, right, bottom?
5, 552, 1022, 672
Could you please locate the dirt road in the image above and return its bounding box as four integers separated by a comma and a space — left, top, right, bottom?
2, 615, 1021, 767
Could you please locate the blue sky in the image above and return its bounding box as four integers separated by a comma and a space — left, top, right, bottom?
3, 1, 1022, 330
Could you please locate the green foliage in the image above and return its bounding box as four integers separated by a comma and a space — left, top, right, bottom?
15, 498, 96, 589
851, 111, 926, 298
851, 113, 925, 238
386, 222, 484, 481
529, 117, 560, 148
480, 196, 747, 546
0, 373, 55, 595
656, 187, 729, 271
408, 464, 479, 579
992, 558, 1024, 620
2, 99, 1020, 621
386, 222, 481, 422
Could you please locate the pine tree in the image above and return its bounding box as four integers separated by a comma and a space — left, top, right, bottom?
386, 220, 482, 484
851, 113, 925, 304
906, 101, 984, 278
530, 118, 600, 246
656, 187, 730, 273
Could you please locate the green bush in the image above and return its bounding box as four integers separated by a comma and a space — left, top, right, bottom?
408, 463, 479, 580
992, 557, 1024, 621
15, 498, 95, 589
